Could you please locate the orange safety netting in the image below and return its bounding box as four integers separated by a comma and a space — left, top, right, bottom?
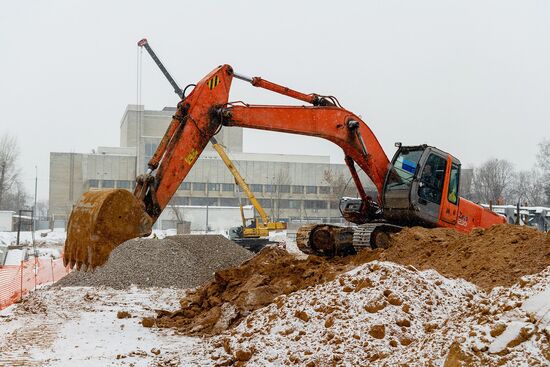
0, 257, 70, 310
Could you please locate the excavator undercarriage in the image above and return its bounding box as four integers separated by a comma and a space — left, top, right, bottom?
295, 222, 404, 257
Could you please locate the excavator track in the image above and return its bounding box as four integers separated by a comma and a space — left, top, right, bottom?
296, 222, 404, 257
296, 224, 356, 257
353, 222, 403, 249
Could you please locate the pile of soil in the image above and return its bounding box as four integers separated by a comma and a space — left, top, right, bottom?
55, 235, 252, 289
149, 224, 549, 337
200, 261, 550, 366
148, 247, 379, 335
380, 224, 550, 289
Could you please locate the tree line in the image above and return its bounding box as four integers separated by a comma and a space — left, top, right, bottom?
462, 139, 550, 206
0, 133, 27, 211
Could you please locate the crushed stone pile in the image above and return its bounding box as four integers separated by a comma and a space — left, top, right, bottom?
55, 235, 252, 289
380, 224, 550, 289
199, 262, 550, 366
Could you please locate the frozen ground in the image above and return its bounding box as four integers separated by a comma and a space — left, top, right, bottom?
0, 229, 66, 247
2, 259, 548, 366
0, 286, 205, 367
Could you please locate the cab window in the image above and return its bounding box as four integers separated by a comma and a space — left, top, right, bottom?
418, 154, 447, 204
447, 163, 460, 204
386, 149, 423, 191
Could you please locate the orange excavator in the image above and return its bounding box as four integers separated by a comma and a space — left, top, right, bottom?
63, 45, 506, 271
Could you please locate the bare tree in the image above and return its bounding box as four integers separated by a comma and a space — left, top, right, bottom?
35, 200, 49, 218
271, 168, 291, 221
536, 139, 550, 205
169, 204, 184, 223
509, 169, 546, 206
323, 169, 357, 200
536, 139, 550, 173
1, 184, 27, 212
471, 158, 515, 204
0, 133, 24, 210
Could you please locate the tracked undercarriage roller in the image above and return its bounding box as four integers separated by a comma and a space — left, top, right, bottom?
296, 224, 356, 257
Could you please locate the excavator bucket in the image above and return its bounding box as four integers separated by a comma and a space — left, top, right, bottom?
63, 189, 153, 271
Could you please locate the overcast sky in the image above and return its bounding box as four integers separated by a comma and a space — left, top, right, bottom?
1, 0, 548, 201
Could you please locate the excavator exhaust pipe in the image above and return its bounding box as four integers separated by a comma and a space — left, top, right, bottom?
63, 189, 153, 271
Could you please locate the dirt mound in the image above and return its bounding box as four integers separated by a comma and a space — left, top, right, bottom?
145, 224, 549, 337
148, 247, 378, 335
199, 262, 550, 366
380, 224, 550, 289
55, 235, 252, 289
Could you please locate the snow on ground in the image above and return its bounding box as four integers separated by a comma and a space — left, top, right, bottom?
0, 229, 66, 247
2, 260, 549, 366
0, 286, 206, 367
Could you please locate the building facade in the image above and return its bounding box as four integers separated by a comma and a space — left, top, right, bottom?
49, 105, 374, 229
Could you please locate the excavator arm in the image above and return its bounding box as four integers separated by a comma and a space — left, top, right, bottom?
64, 64, 390, 270
142, 66, 389, 221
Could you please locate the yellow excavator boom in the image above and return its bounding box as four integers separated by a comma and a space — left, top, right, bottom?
210, 136, 270, 225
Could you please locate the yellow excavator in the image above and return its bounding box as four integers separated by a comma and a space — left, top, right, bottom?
210, 138, 286, 250
139, 39, 286, 250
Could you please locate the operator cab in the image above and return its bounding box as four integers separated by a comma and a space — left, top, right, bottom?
382, 144, 461, 227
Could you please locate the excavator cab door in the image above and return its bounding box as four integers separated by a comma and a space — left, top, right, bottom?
438, 157, 460, 225
413, 150, 448, 224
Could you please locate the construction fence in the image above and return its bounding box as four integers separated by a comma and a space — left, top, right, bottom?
0, 257, 70, 310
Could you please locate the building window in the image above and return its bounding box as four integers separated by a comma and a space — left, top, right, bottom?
250, 184, 263, 193
289, 200, 301, 209
259, 199, 272, 208
208, 183, 220, 192
180, 182, 192, 190
264, 184, 276, 193
192, 182, 206, 191
304, 200, 327, 209
88, 179, 99, 188
278, 199, 290, 209
117, 180, 132, 189
170, 197, 188, 205
220, 198, 239, 206
144, 142, 158, 156
102, 180, 115, 188
222, 183, 235, 192
306, 186, 317, 194
278, 185, 290, 193
319, 186, 331, 194
143, 141, 159, 170
190, 197, 218, 206
206, 197, 218, 206
291, 185, 303, 194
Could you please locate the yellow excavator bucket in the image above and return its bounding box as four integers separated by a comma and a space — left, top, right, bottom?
63, 189, 153, 271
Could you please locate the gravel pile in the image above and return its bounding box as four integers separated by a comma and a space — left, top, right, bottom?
55, 235, 253, 289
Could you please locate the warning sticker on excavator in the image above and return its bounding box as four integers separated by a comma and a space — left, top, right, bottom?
185, 148, 199, 165
207, 75, 220, 90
